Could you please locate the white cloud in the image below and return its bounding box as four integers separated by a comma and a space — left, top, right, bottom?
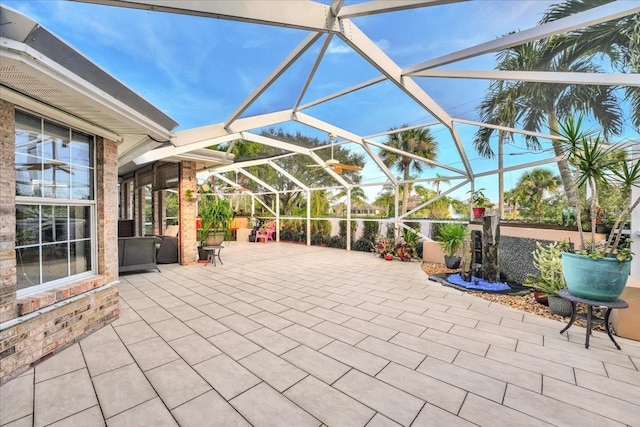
327, 41, 352, 55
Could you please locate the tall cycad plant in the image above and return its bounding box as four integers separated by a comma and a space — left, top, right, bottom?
557, 116, 639, 259
474, 39, 624, 210
380, 126, 438, 215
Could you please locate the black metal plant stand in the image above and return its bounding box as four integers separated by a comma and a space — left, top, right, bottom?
558, 289, 628, 349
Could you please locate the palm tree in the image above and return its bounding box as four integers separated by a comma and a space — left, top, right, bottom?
540, 0, 639, 129
473, 39, 624, 210
432, 173, 451, 195
414, 185, 449, 217
380, 126, 438, 215
373, 190, 395, 218
515, 168, 562, 215
310, 189, 331, 217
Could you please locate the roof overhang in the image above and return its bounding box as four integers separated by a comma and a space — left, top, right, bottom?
0, 5, 178, 176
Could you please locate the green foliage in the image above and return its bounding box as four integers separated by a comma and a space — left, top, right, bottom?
400, 228, 419, 253
352, 238, 374, 253
381, 125, 438, 215
467, 189, 489, 207
326, 235, 346, 249
557, 116, 640, 260
524, 242, 566, 297
374, 235, 394, 255
220, 130, 365, 216
310, 219, 331, 237
362, 221, 380, 241
338, 220, 357, 239
310, 233, 326, 245
198, 193, 233, 244
436, 223, 470, 257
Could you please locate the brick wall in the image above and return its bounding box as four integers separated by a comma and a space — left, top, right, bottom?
179, 161, 197, 265
0, 100, 17, 324
0, 283, 118, 382
0, 102, 120, 383
96, 136, 119, 282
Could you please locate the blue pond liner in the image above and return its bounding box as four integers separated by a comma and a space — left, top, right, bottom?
446, 274, 510, 292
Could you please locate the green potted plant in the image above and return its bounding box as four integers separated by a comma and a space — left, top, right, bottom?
557, 117, 639, 302
436, 222, 470, 269
198, 186, 234, 247
374, 235, 394, 260
396, 228, 418, 261
467, 188, 489, 219
524, 241, 572, 316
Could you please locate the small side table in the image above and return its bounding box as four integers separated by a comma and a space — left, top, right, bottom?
202, 245, 224, 267
558, 289, 628, 349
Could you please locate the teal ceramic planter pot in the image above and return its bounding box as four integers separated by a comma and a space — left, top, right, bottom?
561, 252, 631, 302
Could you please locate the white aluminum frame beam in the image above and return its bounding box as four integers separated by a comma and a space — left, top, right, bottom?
268, 161, 309, 191
238, 168, 278, 194
363, 138, 467, 176
404, 1, 640, 73
338, 18, 453, 128
409, 69, 640, 86
473, 156, 563, 179
225, 32, 323, 128
134, 133, 240, 164
293, 34, 333, 112
338, 0, 464, 18
173, 110, 293, 147
453, 118, 568, 141
75, 0, 337, 32
298, 76, 386, 111
400, 179, 469, 219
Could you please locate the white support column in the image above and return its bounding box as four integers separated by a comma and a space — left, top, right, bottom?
276, 195, 280, 242
394, 185, 399, 241
632, 142, 639, 279
306, 190, 311, 246
346, 187, 352, 251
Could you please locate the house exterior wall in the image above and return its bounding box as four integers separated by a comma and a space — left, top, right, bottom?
0, 99, 120, 383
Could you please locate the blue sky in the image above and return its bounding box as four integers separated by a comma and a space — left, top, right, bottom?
6, 0, 638, 204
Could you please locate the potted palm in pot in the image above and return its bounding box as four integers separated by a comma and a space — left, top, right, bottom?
198, 183, 234, 248
467, 189, 489, 219
437, 222, 470, 269
557, 117, 639, 302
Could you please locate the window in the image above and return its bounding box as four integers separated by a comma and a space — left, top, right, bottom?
15, 111, 95, 295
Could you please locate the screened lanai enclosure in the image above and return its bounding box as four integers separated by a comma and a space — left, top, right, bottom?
94, 1, 639, 260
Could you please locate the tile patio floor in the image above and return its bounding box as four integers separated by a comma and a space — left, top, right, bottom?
2, 242, 639, 426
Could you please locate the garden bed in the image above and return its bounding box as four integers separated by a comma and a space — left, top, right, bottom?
421, 262, 606, 332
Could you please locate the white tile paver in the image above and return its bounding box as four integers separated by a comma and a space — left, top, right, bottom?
172, 390, 250, 427
92, 364, 156, 419
193, 354, 261, 400
3, 243, 639, 427
282, 345, 350, 384
284, 376, 375, 427
34, 369, 98, 426
105, 397, 177, 427
230, 383, 320, 427
127, 336, 181, 371
145, 359, 212, 409
239, 349, 308, 392
334, 370, 424, 426
0, 372, 33, 425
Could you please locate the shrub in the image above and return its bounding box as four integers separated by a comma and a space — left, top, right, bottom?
311, 219, 331, 237
362, 221, 379, 241
327, 235, 346, 249
352, 238, 374, 253
338, 220, 357, 239
310, 233, 325, 245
